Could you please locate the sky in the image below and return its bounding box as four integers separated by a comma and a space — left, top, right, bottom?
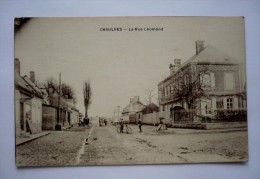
14, 17, 246, 117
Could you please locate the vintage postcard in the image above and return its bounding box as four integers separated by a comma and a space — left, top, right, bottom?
14, 17, 247, 167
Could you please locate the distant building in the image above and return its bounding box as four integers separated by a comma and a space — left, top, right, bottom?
122, 96, 145, 123
15, 58, 43, 137
112, 106, 122, 123
158, 41, 246, 124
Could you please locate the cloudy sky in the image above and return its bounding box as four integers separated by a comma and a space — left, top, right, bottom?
15, 17, 245, 117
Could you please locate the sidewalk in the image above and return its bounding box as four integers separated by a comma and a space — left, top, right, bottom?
16, 131, 51, 146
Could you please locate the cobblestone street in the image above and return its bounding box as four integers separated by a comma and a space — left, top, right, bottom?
16, 127, 91, 167
16, 123, 248, 167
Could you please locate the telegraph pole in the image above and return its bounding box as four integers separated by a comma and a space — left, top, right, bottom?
56, 72, 62, 130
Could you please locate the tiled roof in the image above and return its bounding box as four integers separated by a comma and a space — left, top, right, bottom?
15, 72, 43, 98
182, 45, 237, 66
159, 45, 238, 85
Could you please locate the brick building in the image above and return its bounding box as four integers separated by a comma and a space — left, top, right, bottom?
158, 41, 246, 124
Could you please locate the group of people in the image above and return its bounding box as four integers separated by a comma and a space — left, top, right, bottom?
118, 118, 143, 133
99, 117, 107, 127
119, 117, 167, 133
79, 117, 90, 127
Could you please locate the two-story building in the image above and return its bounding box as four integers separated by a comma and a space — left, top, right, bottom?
15, 58, 43, 137
158, 41, 246, 124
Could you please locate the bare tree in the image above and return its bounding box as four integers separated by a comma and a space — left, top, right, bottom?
61, 83, 77, 104
172, 66, 210, 121
83, 80, 92, 118
44, 77, 58, 95
144, 88, 156, 105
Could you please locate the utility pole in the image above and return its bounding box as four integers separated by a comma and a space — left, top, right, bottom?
56, 72, 62, 130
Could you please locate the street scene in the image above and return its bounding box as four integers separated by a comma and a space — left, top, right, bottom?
16, 123, 247, 166
15, 17, 248, 167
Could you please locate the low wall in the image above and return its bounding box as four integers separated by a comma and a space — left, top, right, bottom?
142, 112, 158, 125
173, 121, 247, 130
142, 111, 172, 126
203, 121, 247, 130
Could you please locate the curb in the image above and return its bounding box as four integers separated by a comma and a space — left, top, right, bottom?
16, 132, 51, 146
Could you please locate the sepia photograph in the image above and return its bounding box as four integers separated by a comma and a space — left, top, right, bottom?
14, 17, 248, 167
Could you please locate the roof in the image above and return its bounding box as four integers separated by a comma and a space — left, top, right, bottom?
122, 101, 145, 114
182, 45, 237, 66
15, 72, 43, 98
23, 75, 42, 95
159, 45, 238, 85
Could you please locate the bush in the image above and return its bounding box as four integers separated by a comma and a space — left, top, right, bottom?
214, 109, 247, 122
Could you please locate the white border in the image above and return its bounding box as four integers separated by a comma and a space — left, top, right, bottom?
0, 1, 260, 179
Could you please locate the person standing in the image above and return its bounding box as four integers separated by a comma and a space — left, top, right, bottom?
119, 118, 124, 133
138, 118, 142, 132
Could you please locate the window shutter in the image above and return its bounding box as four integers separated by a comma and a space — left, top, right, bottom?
210, 72, 215, 90
223, 97, 227, 109
212, 98, 216, 110
234, 97, 238, 109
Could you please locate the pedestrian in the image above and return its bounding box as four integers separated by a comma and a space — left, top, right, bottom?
99, 118, 102, 127
157, 117, 164, 131
120, 118, 124, 133
138, 118, 142, 132
104, 119, 107, 126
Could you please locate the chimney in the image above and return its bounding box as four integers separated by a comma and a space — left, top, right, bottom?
134, 96, 139, 103
195, 40, 204, 55
30, 71, 35, 84
169, 59, 182, 75
130, 98, 134, 104
15, 58, 20, 74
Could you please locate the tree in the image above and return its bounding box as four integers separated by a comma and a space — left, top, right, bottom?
83, 80, 92, 118
61, 83, 77, 104
44, 77, 58, 95
43, 77, 76, 104
144, 88, 156, 105
172, 66, 210, 121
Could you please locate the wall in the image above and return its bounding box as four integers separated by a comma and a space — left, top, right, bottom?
142, 112, 158, 125
70, 110, 79, 125
30, 98, 42, 134
42, 105, 57, 130
142, 111, 173, 126
15, 89, 21, 137
61, 110, 69, 128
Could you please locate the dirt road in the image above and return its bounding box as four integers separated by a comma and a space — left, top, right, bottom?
79, 124, 248, 165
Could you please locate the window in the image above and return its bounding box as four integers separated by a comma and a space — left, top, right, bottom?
227, 98, 233, 109
224, 72, 235, 90
200, 73, 211, 88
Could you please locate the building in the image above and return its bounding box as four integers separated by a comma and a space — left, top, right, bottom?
122, 96, 145, 123
15, 58, 43, 137
42, 88, 80, 130
112, 106, 122, 124
158, 41, 246, 125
